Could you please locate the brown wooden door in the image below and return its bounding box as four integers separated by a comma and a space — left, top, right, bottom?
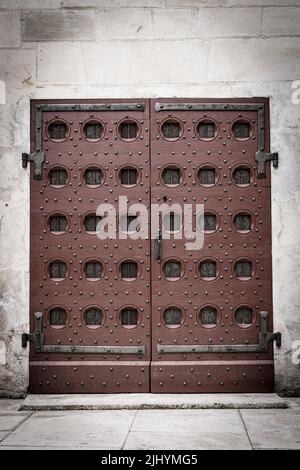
28, 98, 274, 393
29, 100, 151, 392
150, 98, 274, 392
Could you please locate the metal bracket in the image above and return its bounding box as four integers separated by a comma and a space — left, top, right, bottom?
21, 312, 44, 350
157, 311, 281, 354
255, 150, 279, 179
22, 150, 45, 180
155, 230, 163, 261
22, 312, 146, 356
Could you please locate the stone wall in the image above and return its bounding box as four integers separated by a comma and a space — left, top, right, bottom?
0, 0, 300, 396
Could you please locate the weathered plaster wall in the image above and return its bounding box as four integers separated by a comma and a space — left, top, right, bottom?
0, 0, 299, 396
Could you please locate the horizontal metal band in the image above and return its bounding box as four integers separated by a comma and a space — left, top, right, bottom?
155, 102, 264, 112
37, 103, 146, 113
157, 344, 263, 354
41, 345, 146, 355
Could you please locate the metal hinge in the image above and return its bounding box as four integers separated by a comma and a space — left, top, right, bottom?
22, 150, 45, 180
157, 311, 281, 354
255, 150, 279, 179
22, 312, 146, 356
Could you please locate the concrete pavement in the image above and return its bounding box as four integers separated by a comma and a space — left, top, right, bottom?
0, 396, 299, 450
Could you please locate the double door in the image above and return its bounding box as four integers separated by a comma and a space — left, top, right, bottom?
28, 98, 274, 393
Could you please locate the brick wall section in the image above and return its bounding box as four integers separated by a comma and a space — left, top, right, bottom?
0, 0, 299, 396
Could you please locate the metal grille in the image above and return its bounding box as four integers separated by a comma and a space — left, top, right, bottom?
164, 307, 182, 325
232, 121, 250, 139
49, 215, 67, 233
161, 121, 180, 139
235, 306, 253, 325
121, 261, 138, 279
197, 120, 216, 139
49, 261, 67, 279
84, 307, 102, 326
121, 308, 138, 326
85, 261, 102, 279
198, 167, 215, 185
49, 308, 67, 326
49, 167, 68, 186
199, 260, 217, 278
120, 121, 138, 139
163, 260, 181, 278
48, 121, 67, 140
120, 168, 137, 185
84, 168, 103, 186
200, 307, 217, 325
234, 213, 252, 231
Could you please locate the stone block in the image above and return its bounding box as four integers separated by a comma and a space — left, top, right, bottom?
208, 38, 300, 81
22, 10, 95, 42
97, 8, 153, 40
0, 11, 21, 48
197, 8, 261, 37
152, 8, 198, 39
123, 40, 209, 84
262, 7, 300, 36
38, 42, 85, 84
0, 49, 36, 89
62, 0, 164, 7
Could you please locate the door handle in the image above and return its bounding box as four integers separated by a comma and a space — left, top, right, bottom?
155, 229, 163, 261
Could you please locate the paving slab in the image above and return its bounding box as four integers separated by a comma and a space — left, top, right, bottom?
19, 393, 288, 411
0, 410, 135, 449
241, 409, 300, 449
0, 400, 24, 411
0, 412, 31, 432
124, 409, 251, 450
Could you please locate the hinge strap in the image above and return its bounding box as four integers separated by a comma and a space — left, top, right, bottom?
22, 312, 146, 355
157, 311, 281, 354
22, 150, 45, 180
255, 150, 279, 179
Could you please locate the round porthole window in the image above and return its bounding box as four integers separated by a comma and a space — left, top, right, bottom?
232, 165, 253, 187
196, 118, 218, 141
160, 119, 183, 141
48, 307, 68, 329
84, 259, 103, 281
198, 305, 220, 328
119, 260, 139, 281
83, 166, 104, 188
47, 213, 68, 235
198, 211, 219, 234
118, 166, 139, 187
198, 259, 219, 281
83, 306, 104, 329
162, 306, 183, 329
162, 259, 183, 281
231, 119, 253, 141
83, 213, 103, 234
234, 305, 254, 328
161, 165, 183, 187
234, 258, 254, 281
120, 307, 140, 329
197, 165, 218, 187
48, 260, 68, 281
47, 119, 69, 142
118, 119, 140, 141
82, 119, 104, 141
232, 211, 254, 234
47, 166, 69, 188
